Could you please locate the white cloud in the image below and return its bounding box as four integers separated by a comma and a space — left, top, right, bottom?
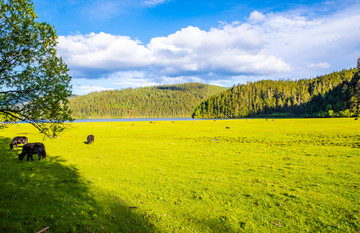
58, 24, 291, 79
308, 62, 330, 69
103, 71, 205, 88
57, 3, 360, 95
264, 15, 322, 31
71, 71, 160, 95
262, 7, 360, 76
160, 76, 204, 84
109, 71, 160, 87
249, 10, 266, 23
144, 0, 168, 6
58, 32, 151, 70
147, 24, 290, 75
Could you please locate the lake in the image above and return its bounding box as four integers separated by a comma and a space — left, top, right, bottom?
72, 117, 196, 123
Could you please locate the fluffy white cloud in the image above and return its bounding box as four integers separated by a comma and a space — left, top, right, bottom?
57, 4, 360, 95
108, 71, 159, 87
58, 24, 290, 78
263, 7, 360, 67
249, 10, 266, 23
58, 32, 151, 70
147, 24, 291, 75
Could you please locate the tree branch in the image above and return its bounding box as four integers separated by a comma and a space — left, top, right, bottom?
0, 88, 39, 94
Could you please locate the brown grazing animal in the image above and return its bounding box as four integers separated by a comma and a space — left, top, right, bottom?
87, 135, 94, 144
19, 143, 46, 161
10, 136, 28, 149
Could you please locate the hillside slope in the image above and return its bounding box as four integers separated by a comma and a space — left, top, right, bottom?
192, 67, 359, 118
69, 83, 227, 119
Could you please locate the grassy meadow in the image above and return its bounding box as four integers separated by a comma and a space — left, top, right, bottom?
0, 118, 359, 232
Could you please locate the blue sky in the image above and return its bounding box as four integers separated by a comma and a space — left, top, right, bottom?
32, 0, 360, 95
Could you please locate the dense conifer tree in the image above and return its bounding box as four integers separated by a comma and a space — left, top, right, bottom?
193, 67, 358, 118
69, 83, 226, 119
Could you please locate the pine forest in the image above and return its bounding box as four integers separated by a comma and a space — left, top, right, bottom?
193, 66, 359, 118
69, 83, 227, 119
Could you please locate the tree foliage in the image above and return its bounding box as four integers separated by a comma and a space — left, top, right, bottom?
0, 0, 72, 136
193, 66, 359, 118
69, 83, 227, 119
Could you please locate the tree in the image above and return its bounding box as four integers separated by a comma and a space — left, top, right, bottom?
192, 67, 357, 119
0, 0, 72, 137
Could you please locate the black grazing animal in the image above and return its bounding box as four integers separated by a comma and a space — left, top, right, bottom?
19, 143, 46, 161
87, 135, 94, 144
10, 136, 28, 149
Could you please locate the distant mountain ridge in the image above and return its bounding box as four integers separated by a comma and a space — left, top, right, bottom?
69, 83, 228, 119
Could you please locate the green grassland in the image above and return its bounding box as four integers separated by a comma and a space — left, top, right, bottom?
0, 119, 359, 232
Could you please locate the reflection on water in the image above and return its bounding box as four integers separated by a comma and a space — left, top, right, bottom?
71, 117, 248, 123
8, 117, 249, 124
72, 117, 196, 123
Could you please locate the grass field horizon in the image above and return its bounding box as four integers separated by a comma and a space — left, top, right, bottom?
0, 118, 359, 232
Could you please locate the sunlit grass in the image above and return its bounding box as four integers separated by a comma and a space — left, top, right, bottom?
0, 118, 359, 232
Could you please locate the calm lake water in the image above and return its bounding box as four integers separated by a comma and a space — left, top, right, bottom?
12, 118, 241, 124
72, 117, 197, 123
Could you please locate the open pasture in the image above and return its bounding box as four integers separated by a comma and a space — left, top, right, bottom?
0, 118, 359, 232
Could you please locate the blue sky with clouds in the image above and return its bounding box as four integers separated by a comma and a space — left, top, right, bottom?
32, 0, 360, 95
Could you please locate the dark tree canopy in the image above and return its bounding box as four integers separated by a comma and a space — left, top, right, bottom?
69, 83, 227, 119
0, 0, 73, 136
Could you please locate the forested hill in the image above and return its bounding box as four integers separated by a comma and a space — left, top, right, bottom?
193, 66, 360, 118
69, 83, 228, 119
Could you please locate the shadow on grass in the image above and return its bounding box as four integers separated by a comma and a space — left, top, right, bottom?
0, 136, 157, 233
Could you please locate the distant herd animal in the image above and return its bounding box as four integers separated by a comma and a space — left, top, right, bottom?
10, 136, 28, 149
87, 135, 94, 144
10, 134, 95, 162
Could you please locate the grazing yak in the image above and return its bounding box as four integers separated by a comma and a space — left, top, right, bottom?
10, 136, 28, 149
87, 135, 94, 144
19, 143, 46, 161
